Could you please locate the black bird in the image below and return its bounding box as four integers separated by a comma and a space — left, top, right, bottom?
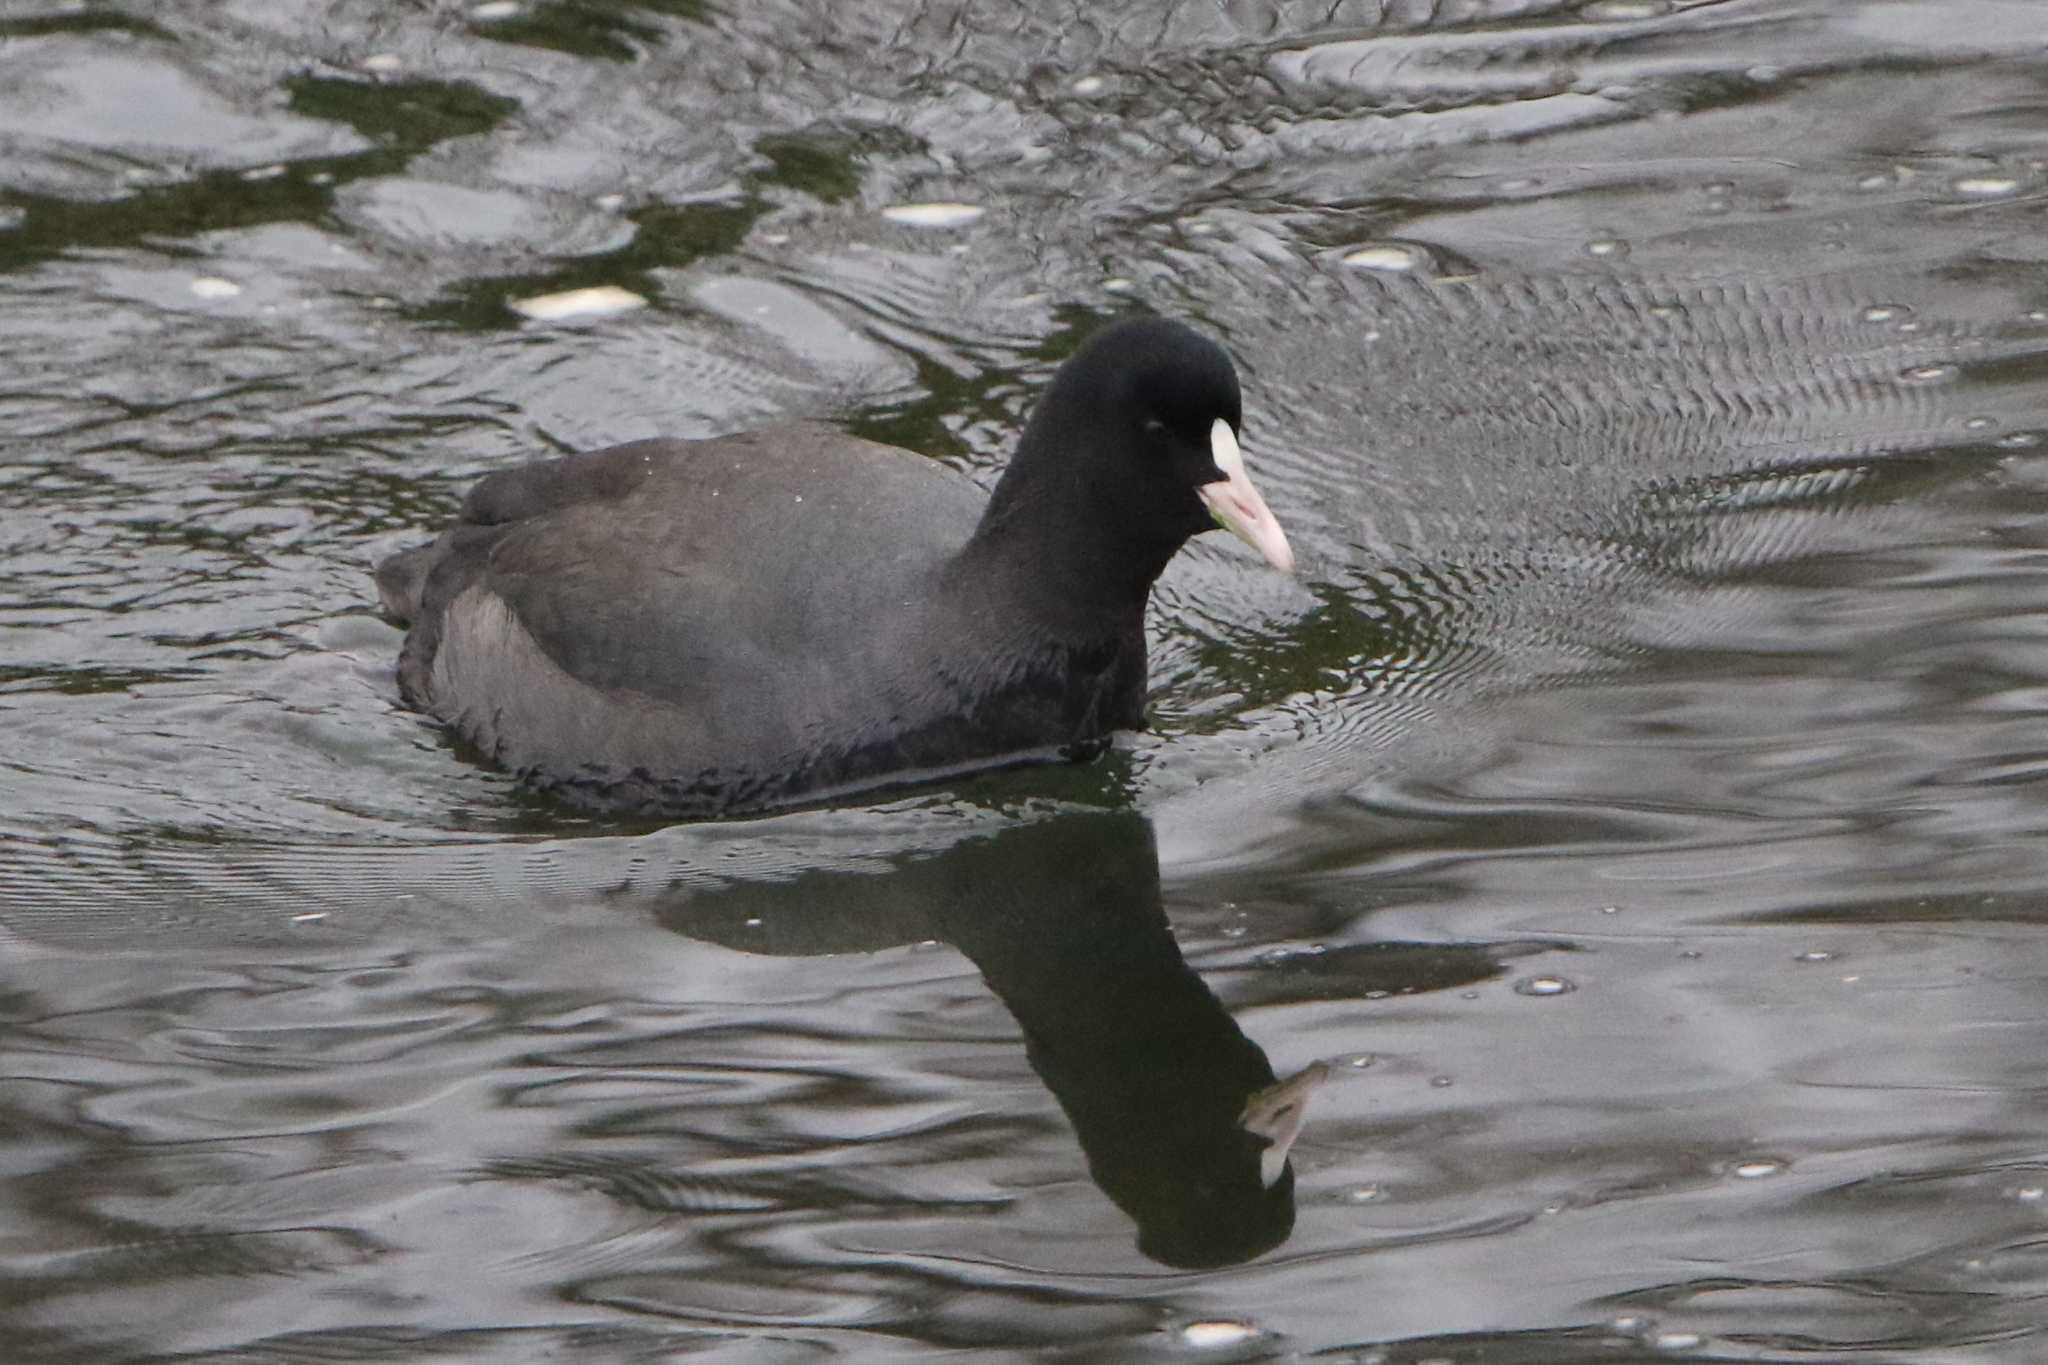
376, 316, 1293, 815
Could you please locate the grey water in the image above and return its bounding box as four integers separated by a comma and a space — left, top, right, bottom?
4, 0, 2048, 1359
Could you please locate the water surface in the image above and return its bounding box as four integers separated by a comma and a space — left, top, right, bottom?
4, 1, 2048, 1359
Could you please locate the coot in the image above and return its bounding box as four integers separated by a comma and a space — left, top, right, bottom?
376, 316, 1293, 815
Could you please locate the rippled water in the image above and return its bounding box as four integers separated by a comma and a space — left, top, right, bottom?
4, 1, 2048, 1359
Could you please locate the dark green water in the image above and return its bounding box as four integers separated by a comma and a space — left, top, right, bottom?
3, 1, 2048, 1359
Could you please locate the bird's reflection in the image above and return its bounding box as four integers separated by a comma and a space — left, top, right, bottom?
652, 809, 1322, 1268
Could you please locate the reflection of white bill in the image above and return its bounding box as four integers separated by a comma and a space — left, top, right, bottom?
1242, 1060, 1330, 1189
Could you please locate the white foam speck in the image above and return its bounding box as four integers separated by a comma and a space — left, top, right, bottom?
1342, 243, 1421, 272
189, 277, 242, 299
363, 53, 402, 72
880, 202, 984, 229
1954, 176, 2019, 197
471, 1, 521, 18
510, 285, 647, 321
1180, 1320, 1259, 1348
1580, 0, 1670, 18
1071, 75, 1106, 96
1900, 363, 1957, 384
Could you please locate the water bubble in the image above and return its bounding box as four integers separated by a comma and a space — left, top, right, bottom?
1996, 432, 2042, 448
1341, 1053, 1375, 1069
1180, 1320, 1260, 1348
1430, 1075, 1454, 1088
1459, 989, 1480, 1000
1732, 1159, 1786, 1179
1101, 277, 1135, 295
1514, 975, 1577, 997
189, 277, 242, 299
1861, 303, 1909, 322
1680, 949, 1703, 959
1256, 944, 1328, 967
1965, 416, 1997, 431
880, 202, 984, 229
1899, 364, 1957, 384
1794, 950, 1833, 963
1342, 243, 1423, 272
1654, 1333, 1703, 1352
1857, 172, 1893, 190
1341, 1184, 1382, 1203
471, 0, 520, 17
1746, 64, 1783, 83
1584, 237, 1630, 258
1953, 176, 2019, 197
510, 285, 647, 321
1070, 74, 1106, 96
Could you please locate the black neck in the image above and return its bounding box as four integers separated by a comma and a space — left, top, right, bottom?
949, 420, 1184, 632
